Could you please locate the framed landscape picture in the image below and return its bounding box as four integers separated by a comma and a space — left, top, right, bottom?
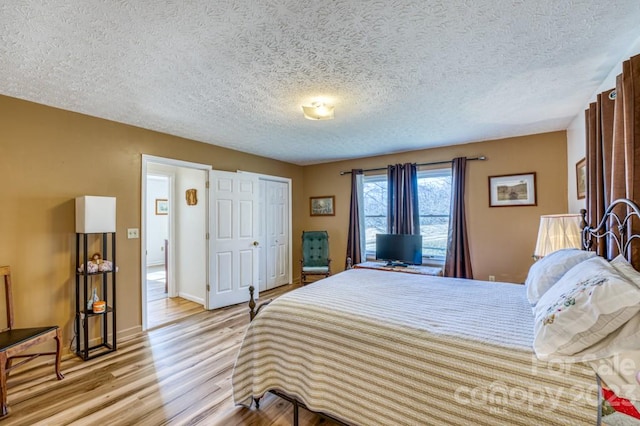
576, 158, 586, 199
310, 195, 335, 216
488, 173, 537, 207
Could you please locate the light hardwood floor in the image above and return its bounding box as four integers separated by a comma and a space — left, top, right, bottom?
147, 296, 205, 330
1, 284, 339, 426
146, 265, 205, 330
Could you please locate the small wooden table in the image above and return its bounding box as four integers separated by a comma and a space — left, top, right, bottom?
354, 261, 443, 276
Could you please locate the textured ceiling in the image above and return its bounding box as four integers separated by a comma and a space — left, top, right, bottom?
1, 1, 640, 165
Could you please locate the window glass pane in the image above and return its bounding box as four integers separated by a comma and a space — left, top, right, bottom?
417, 170, 451, 258
363, 175, 387, 254
420, 216, 449, 257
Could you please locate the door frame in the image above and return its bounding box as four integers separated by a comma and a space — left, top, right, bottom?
141, 154, 212, 331
238, 171, 293, 287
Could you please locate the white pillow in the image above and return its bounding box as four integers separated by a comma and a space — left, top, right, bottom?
525, 249, 596, 307
533, 256, 640, 360
610, 254, 640, 288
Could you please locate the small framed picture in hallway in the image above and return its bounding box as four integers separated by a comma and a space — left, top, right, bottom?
155, 199, 169, 215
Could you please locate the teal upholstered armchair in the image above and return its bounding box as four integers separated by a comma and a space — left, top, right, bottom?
300, 231, 331, 284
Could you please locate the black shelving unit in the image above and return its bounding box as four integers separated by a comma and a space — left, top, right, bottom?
75, 232, 117, 360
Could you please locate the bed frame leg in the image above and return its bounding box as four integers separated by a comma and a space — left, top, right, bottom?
293, 400, 299, 426
253, 397, 261, 409
249, 286, 256, 321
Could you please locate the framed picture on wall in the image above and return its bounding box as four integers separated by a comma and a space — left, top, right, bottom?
155, 199, 169, 215
488, 173, 537, 207
576, 158, 586, 200
310, 196, 335, 216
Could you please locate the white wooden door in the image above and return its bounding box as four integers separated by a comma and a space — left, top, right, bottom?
257, 179, 267, 292
266, 180, 290, 289
208, 170, 259, 309
265, 181, 277, 289
271, 182, 290, 286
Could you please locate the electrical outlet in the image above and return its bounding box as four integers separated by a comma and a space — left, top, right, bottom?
488, 275, 495, 281
127, 228, 139, 239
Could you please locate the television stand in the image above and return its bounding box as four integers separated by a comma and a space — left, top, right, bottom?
354, 261, 443, 276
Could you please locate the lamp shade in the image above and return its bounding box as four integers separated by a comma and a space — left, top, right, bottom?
75, 196, 116, 233
533, 214, 582, 259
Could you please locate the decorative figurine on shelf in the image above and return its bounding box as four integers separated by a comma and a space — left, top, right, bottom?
77, 253, 115, 273
87, 287, 99, 311
98, 259, 114, 272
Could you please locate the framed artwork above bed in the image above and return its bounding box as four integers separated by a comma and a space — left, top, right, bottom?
488, 172, 537, 207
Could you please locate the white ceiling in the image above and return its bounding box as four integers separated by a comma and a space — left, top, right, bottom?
1, 1, 639, 165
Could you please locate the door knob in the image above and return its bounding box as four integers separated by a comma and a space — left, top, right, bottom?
253, 241, 259, 246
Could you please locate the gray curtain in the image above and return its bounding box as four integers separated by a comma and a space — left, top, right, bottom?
444, 157, 473, 278
387, 163, 419, 234
586, 53, 640, 266
346, 169, 364, 266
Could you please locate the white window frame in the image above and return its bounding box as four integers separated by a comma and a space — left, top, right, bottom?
362, 168, 452, 265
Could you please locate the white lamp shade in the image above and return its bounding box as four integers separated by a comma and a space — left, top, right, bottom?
533, 214, 582, 258
75, 196, 116, 233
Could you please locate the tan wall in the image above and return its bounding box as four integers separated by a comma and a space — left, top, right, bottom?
0, 93, 569, 353
0, 95, 304, 347
302, 131, 569, 283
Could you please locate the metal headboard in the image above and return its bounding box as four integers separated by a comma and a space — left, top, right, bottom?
581, 198, 640, 258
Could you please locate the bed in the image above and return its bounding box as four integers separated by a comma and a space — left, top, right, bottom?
232, 198, 640, 425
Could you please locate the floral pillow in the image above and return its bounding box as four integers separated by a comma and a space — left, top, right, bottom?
525, 249, 596, 307
611, 255, 640, 288
533, 256, 640, 360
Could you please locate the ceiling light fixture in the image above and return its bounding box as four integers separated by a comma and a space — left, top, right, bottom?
302, 102, 335, 120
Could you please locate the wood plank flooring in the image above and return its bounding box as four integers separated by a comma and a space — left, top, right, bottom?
147, 296, 204, 330
1, 284, 339, 426
146, 265, 205, 330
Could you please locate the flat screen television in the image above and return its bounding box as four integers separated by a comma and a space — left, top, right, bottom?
375, 233, 423, 267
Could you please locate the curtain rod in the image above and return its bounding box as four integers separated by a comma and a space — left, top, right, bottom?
339, 156, 487, 175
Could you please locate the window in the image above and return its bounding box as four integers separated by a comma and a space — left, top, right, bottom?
362, 168, 452, 261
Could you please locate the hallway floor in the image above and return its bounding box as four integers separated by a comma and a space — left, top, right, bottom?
146, 265, 204, 329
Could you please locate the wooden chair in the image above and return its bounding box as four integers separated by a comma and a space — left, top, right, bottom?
0, 266, 63, 416
300, 231, 331, 284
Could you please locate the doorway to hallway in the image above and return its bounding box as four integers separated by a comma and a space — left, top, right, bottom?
142, 156, 208, 330
146, 264, 203, 328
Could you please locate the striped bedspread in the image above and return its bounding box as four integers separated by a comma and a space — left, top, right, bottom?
232, 269, 599, 425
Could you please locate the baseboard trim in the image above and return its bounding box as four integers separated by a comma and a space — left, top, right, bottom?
178, 292, 204, 305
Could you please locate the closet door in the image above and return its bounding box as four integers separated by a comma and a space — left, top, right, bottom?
257, 179, 267, 292
266, 180, 290, 289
